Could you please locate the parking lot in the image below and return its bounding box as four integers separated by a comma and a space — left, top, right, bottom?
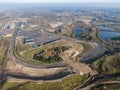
19, 29, 60, 46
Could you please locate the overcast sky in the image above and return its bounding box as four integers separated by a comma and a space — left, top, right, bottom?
0, 0, 120, 3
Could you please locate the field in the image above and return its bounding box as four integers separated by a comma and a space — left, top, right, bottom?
0, 81, 19, 90
15, 40, 69, 65
15, 39, 84, 65
93, 53, 120, 75
0, 38, 10, 66
110, 25, 120, 31
33, 46, 69, 63
1, 74, 87, 90
93, 84, 120, 90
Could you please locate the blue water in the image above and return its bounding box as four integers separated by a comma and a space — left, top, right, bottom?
74, 28, 81, 38
100, 31, 120, 41
83, 29, 88, 33
97, 26, 120, 41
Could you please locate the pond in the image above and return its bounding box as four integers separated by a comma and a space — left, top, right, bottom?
74, 28, 81, 38
100, 31, 120, 41
73, 28, 87, 38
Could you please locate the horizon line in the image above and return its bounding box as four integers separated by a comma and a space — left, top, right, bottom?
0, 2, 120, 3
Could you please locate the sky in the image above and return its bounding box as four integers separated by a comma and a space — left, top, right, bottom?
0, 0, 120, 3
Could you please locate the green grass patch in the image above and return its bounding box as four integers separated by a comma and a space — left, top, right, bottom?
15, 40, 66, 65
0, 82, 19, 90
33, 46, 69, 64
33, 55, 62, 63
0, 38, 10, 65
1, 74, 88, 90
93, 84, 120, 90
93, 53, 120, 75
110, 25, 120, 31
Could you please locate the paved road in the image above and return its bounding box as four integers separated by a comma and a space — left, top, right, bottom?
45, 31, 102, 62
7, 28, 67, 68
75, 72, 120, 90
79, 81, 120, 90
0, 27, 103, 89
7, 28, 102, 68
6, 70, 74, 81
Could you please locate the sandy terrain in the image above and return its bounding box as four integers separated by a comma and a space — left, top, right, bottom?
63, 48, 94, 75
6, 60, 67, 77
4, 39, 96, 83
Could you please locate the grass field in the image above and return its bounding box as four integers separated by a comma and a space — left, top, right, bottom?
1, 74, 87, 90
93, 84, 120, 90
0, 81, 19, 90
93, 53, 120, 75
110, 25, 120, 31
0, 38, 10, 66
15, 40, 67, 65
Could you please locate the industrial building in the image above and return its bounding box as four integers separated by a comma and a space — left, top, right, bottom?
3, 22, 15, 29
19, 22, 24, 29
23, 38, 34, 45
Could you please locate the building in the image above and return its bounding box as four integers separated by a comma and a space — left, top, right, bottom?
23, 38, 34, 45
19, 22, 24, 29
3, 22, 15, 29
50, 22, 63, 28
8, 23, 15, 29
47, 29, 56, 33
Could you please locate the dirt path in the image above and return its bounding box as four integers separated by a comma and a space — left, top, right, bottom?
63, 49, 96, 75
79, 81, 120, 90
